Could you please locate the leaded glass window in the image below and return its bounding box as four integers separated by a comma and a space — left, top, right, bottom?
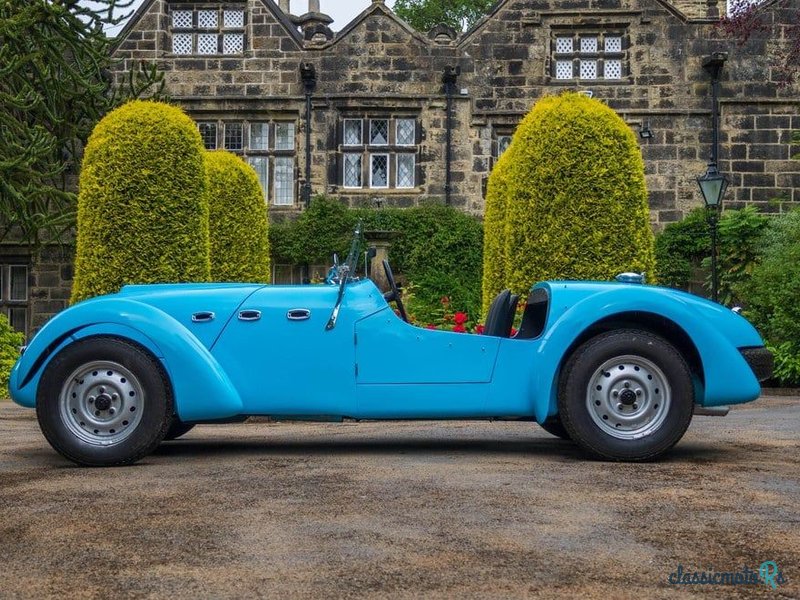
552, 32, 626, 81
223, 9, 245, 29
370, 154, 389, 188
370, 120, 389, 146
396, 119, 415, 146
580, 60, 597, 80
396, 155, 415, 188
172, 10, 193, 28
224, 123, 243, 151
248, 157, 269, 201
275, 123, 295, 151
198, 122, 218, 149
171, 6, 246, 56
344, 119, 362, 146
343, 154, 362, 188
250, 123, 268, 151
274, 157, 294, 205
197, 33, 218, 55
173, 33, 193, 55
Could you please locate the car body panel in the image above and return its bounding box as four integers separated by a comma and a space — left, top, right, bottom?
10, 277, 767, 425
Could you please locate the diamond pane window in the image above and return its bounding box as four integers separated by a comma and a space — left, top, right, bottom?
605, 36, 622, 53
604, 59, 622, 79
198, 9, 218, 28
396, 155, 415, 188
223, 33, 243, 54
555, 60, 573, 80
224, 123, 243, 151
198, 122, 217, 149
248, 157, 269, 200
370, 155, 389, 188
250, 123, 268, 151
498, 135, 512, 156
172, 10, 193, 29
275, 122, 295, 151
580, 37, 598, 53
555, 37, 573, 54
223, 9, 244, 29
580, 60, 597, 80
369, 120, 389, 146
274, 157, 294, 205
9, 266, 27, 301
344, 119, 362, 146
197, 33, 218, 54
344, 154, 362, 188
173, 33, 193, 55
396, 119, 415, 146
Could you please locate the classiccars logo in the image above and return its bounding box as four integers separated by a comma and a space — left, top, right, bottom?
667, 562, 788, 589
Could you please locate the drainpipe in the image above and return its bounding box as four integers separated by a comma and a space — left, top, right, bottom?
300, 62, 317, 209
442, 66, 460, 206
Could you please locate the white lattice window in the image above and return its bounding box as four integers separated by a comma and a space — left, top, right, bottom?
555, 37, 573, 54
580, 60, 597, 80
580, 37, 598, 53
343, 154, 362, 188
274, 157, 294, 205
1, 264, 29, 338
275, 123, 295, 151
370, 120, 389, 146
604, 59, 622, 79
605, 36, 622, 53
223, 9, 245, 29
250, 123, 268, 151
197, 33, 218, 55
555, 60, 573, 80
396, 155, 415, 188
224, 123, 243, 150
172, 10, 193, 29
396, 119, 415, 146
248, 157, 269, 201
198, 9, 218, 28
344, 119, 362, 146
198, 122, 217, 149
223, 33, 243, 55
173, 33, 193, 55
370, 154, 389, 188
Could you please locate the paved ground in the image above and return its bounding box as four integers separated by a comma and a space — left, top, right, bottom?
0, 396, 798, 599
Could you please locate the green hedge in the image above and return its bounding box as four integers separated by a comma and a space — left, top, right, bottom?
205, 151, 270, 282
270, 197, 483, 323
72, 100, 210, 302
480, 149, 512, 316
0, 314, 24, 395
482, 92, 655, 304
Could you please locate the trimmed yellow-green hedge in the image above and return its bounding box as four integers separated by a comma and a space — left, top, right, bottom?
482, 92, 655, 305
481, 148, 512, 317
71, 100, 210, 303
0, 313, 24, 395
204, 151, 271, 282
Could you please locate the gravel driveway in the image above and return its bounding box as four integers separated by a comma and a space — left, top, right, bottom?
0, 396, 797, 599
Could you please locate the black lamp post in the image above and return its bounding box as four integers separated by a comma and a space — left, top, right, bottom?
698, 52, 728, 304
300, 62, 317, 209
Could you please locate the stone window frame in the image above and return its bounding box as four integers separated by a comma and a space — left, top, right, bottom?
169, 4, 247, 57
337, 115, 422, 192
0, 262, 30, 338
195, 118, 297, 207
548, 28, 629, 84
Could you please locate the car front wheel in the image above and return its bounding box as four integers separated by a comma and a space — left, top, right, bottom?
558, 329, 694, 461
36, 337, 172, 467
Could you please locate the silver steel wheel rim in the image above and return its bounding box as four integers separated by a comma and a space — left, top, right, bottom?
586, 355, 671, 440
58, 361, 145, 446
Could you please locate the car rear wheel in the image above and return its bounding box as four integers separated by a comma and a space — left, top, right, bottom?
36, 337, 172, 467
164, 420, 195, 441
558, 329, 693, 461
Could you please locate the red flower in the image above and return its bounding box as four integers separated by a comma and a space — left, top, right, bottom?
426, 324, 436, 330
475, 324, 485, 335
454, 312, 468, 325
510, 327, 518, 337
453, 324, 467, 333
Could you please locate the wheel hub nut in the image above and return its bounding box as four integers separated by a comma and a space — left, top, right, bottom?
619, 389, 637, 406
94, 394, 112, 411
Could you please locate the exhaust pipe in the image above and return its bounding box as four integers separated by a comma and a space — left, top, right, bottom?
693, 405, 730, 417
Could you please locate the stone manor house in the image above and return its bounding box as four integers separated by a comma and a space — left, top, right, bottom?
5, 0, 798, 337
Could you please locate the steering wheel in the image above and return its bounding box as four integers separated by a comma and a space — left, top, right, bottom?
382, 260, 409, 322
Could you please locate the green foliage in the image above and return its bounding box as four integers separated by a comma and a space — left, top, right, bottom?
204, 151, 270, 283
481, 149, 512, 316
71, 101, 210, 303
483, 93, 655, 304
394, 0, 496, 31
0, 1, 165, 246
0, 313, 24, 396
269, 197, 483, 323
736, 208, 800, 346
768, 342, 800, 387
654, 208, 709, 289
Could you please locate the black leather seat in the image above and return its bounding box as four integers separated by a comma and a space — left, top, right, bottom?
483, 289, 519, 338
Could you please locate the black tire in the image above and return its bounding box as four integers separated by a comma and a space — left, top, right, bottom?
164, 420, 195, 441
539, 416, 571, 440
558, 329, 694, 462
36, 336, 172, 467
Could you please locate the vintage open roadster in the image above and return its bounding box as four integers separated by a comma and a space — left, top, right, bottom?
10, 225, 772, 466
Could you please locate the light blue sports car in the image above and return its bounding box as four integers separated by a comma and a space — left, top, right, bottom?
10, 225, 772, 466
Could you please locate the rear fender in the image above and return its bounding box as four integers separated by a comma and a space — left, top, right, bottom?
11, 298, 243, 421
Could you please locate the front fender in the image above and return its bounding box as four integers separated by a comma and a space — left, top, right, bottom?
10, 298, 243, 422
534, 287, 763, 420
